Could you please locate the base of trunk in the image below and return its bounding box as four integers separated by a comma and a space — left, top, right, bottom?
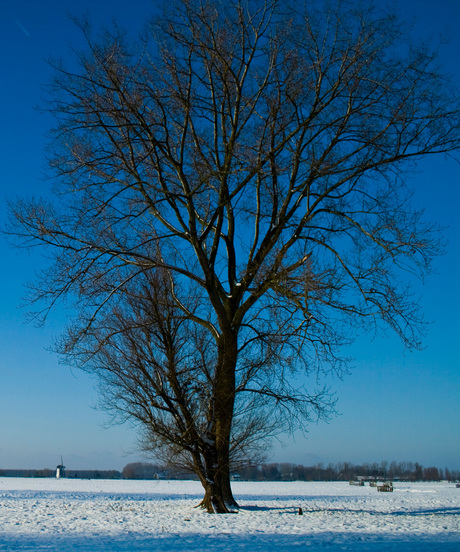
197, 488, 239, 513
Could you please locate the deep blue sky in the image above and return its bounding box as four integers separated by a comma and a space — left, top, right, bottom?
1, 0, 459, 472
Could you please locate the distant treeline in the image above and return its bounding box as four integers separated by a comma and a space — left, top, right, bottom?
120, 461, 460, 482
237, 461, 460, 482
1, 461, 458, 482
0, 469, 121, 479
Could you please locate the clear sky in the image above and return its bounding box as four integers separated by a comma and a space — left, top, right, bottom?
1, 0, 459, 472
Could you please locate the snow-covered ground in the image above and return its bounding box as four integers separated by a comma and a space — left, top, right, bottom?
0, 478, 458, 551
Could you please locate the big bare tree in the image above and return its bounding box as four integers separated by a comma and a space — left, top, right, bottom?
8, 0, 460, 511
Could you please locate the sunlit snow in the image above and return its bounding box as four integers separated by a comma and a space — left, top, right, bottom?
0, 478, 458, 550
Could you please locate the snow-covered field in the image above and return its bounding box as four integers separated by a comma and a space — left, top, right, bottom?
0, 478, 458, 551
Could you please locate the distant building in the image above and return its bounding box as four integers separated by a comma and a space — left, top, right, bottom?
56, 457, 66, 479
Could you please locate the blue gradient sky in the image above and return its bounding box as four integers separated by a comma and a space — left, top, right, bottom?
1, 0, 459, 471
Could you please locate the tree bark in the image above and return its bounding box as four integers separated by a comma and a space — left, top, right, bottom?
195, 332, 239, 513
194, 445, 238, 513
198, 477, 238, 513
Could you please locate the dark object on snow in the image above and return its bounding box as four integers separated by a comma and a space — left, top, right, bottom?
349, 479, 365, 486
298, 507, 303, 515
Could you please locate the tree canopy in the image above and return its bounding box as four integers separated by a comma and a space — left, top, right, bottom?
8, 0, 460, 511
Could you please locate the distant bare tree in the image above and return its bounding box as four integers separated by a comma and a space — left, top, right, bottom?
8, 0, 460, 511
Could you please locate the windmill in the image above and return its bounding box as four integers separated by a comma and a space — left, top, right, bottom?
55, 456, 66, 479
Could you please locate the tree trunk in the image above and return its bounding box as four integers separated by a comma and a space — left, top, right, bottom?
199, 478, 238, 513
193, 447, 238, 513
216, 461, 238, 508
196, 332, 239, 513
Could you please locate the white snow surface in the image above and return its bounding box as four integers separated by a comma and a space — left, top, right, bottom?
0, 478, 458, 551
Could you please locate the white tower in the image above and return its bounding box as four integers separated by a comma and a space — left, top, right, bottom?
56, 456, 66, 479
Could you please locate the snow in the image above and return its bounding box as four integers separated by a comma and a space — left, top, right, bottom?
0, 478, 458, 551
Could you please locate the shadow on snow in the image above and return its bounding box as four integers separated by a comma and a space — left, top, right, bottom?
0, 532, 459, 552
